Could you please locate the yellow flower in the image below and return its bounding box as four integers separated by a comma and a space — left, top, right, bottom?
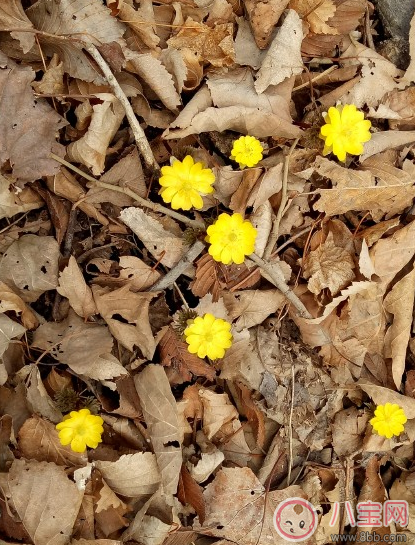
159, 155, 215, 210
56, 408, 104, 453
230, 135, 263, 168
184, 313, 232, 359
206, 212, 257, 265
320, 104, 371, 162
370, 403, 407, 439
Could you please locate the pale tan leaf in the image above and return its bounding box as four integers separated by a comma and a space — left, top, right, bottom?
0, 459, 84, 545
0, 174, 43, 220
0, 235, 59, 303
57, 256, 97, 319
134, 364, 182, 495
32, 311, 127, 382
126, 50, 181, 111
404, 12, 415, 83
164, 70, 301, 139
289, 0, 338, 34
118, 256, 160, 291
359, 382, 415, 419
0, 281, 38, 329
92, 285, 158, 359
26, 0, 125, 83
251, 201, 272, 258
384, 266, 415, 388
67, 94, 125, 176
109, 0, 159, 49
120, 207, 186, 268
32, 55, 65, 96
340, 41, 401, 108
199, 389, 238, 439
254, 10, 304, 92
223, 290, 285, 330
0, 0, 35, 53
303, 231, 355, 295
360, 131, 415, 162
17, 415, 87, 466
0, 53, 66, 182
234, 17, 265, 69
370, 220, 415, 288
359, 240, 376, 279
188, 451, 225, 483
0, 314, 25, 385
332, 407, 369, 456
24, 365, 63, 423
95, 453, 161, 498
244, 0, 289, 49
137, 516, 173, 545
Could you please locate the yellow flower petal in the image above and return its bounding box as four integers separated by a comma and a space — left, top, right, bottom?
56, 408, 104, 453
158, 155, 215, 211
230, 135, 263, 169
320, 104, 371, 162
184, 313, 233, 360
370, 403, 407, 439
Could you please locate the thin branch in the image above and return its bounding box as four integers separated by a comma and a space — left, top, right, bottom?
264, 138, 299, 259
287, 364, 296, 486
50, 153, 204, 228
148, 241, 205, 292
82, 42, 159, 171
292, 65, 338, 92
249, 253, 312, 319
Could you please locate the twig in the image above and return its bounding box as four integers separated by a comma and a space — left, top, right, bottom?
148, 241, 205, 292
287, 364, 296, 486
82, 42, 159, 171
257, 433, 283, 485
50, 153, 203, 228
264, 138, 299, 259
249, 253, 313, 319
292, 65, 338, 92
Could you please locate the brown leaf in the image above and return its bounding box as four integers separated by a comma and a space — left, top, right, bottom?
0, 459, 84, 545
0, 174, 44, 220
0, 53, 66, 182
95, 453, 161, 498
245, 0, 289, 49
0, 0, 35, 53
178, 465, 206, 524
254, 10, 304, 92
290, 0, 338, 34
0, 234, 59, 303
57, 256, 97, 319
92, 285, 158, 359
0, 314, 26, 385
237, 382, 265, 449
17, 415, 87, 466
134, 364, 182, 495
32, 311, 128, 382
67, 94, 125, 176
223, 289, 285, 330
0, 281, 38, 329
332, 407, 369, 456
199, 388, 238, 439
159, 327, 216, 384
32, 182, 69, 245
303, 231, 356, 296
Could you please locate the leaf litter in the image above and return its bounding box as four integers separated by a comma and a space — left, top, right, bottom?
1, 0, 415, 544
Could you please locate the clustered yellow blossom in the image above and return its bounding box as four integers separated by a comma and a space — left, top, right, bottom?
184, 313, 232, 360
230, 135, 263, 168
370, 403, 407, 439
320, 104, 371, 162
159, 155, 215, 210
56, 408, 104, 453
206, 212, 257, 265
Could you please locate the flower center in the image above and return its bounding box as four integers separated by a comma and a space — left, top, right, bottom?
205, 332, 214, 342
228, 231, 238, 242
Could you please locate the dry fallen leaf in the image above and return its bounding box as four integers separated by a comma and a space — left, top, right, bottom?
0, 459, 84, 545
290, 0, 338, 34
199, 388, 238, 439
245, 0, 289, 49
134, 364, 182, 495
223, 289, 286, 330
0, 53, 66, 182
57, 256, 97, 319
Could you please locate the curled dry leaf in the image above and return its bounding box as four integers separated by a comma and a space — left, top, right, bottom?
95, 453, 161, 498
0, 280, 38, 329
17, 415, 87, 466
360, 131, 415, 162
0, 0, 35, 53
0, 459, 84, 545
57, 256, 97, 319
108, 0, 160, 50
0, 53, 66, 182
0, 234, 60, 303
0, 173, 44, 220
254, 9, 304, 92
199, 388, 238, 439
178, 465, 206, 524
120, 207, 186, 269
32, 311, 128, 382
67, 94, 125, 176
290, 0, 338, 34
134, 364, 182, 495
0, 314, 26, 385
